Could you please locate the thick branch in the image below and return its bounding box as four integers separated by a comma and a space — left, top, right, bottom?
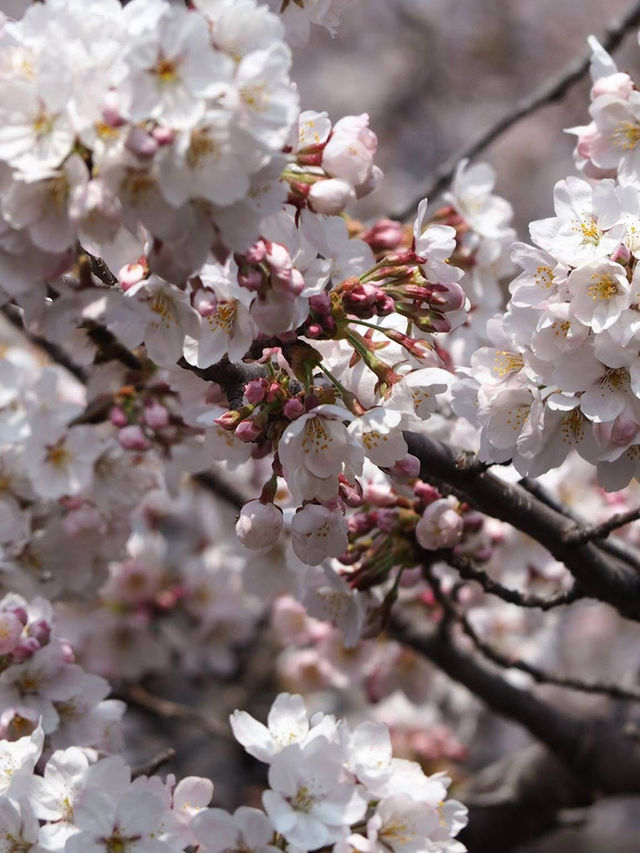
405, 431, 640, 620
393, 0, 640, 220
390, 608, 640, 794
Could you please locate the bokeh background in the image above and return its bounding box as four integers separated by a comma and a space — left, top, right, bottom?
294, 0, 639, 236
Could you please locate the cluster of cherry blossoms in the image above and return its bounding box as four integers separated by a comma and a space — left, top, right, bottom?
0, 592, 124, 754
0, 692, 467, 853
457, 36, 640, 490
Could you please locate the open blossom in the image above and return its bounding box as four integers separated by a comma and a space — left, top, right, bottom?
278, 405, 364, 503
263, 736, 368, 849
290, 503, 350, 565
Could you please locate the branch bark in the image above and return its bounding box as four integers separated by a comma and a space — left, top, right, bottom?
389, 608, 640, 795
405, 431, 640, 621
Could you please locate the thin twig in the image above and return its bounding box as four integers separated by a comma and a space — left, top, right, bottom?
425, 566, 640, 702
452, 596, 640, 703
565, 506, 640, 544
1, 304, 87, 383
131, 747, 176, 779
121, 684, 232, 739
393, 0, 640, 220
443, 550, 582, 611
521, 477, 640, 571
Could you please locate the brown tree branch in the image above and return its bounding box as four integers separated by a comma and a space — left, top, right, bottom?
566, 505, 640, 544
405, 431, 640, 621
428, 572, 640, 702
441, 549, 582, 611
131, 747, 176, 779
393, 0, 640, 220
389, 607, 640, 795
120, 684, 232, 739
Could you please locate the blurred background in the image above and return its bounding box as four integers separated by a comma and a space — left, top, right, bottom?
294, 0, 639, 236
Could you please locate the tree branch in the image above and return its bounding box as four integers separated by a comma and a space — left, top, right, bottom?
566, 505, 640, 544
131, 747, 176, 779
437, 583, 640, 702
393, 0, 640, 220
389, 607, 640, 794
441, 550, 582, 611
404, 431, 640, 620
120, 684, 232, 739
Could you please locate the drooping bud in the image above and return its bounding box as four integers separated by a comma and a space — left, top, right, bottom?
235, 500, 283, 550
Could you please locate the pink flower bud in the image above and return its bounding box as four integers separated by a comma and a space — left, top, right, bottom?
375, 294, 396, 315
284, 398, 304, 419
245, 240, 267, 264
235, 419, 263, 442
214, 410, 241, 430
266, 242, 293, 284
611, 243, 631, 265
144, 401, 170, 430
344, 282, 381, 309
28, 619, 51, 647
151, 125, 174, 145
376, 508, 397, 532
323, 114, 377, 187
193, 288, 218, 317
347, 512, 375, 535
414, 482, 439, 503
339, 476, 364, 508
308, 178, 357, 214
8, 606, 28, 627
387, 453, 421, 482
102, 91, 124, 127
11, 637, 40, 663
118, 425, 151, 451
235, 500, 283, 550
309, 292, 331, 315
362, 219, 404, 252
305, 323, 323, 337
125, 127, 158, 159
363, 484, 397, 506
110, 406, 129, 428
119, 261, 147, 291
244, 379, 267, 405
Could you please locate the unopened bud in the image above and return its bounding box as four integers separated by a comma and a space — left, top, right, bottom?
308, 178, 357, 215
235, 500, 283, 550
284, 398, 304, 419
143, 401, 170, 430
28, 619, 51, 647
118, 425, 150, 451
244, 379, 267, 405
235, 419, 263, 442
193, 288, 218, 317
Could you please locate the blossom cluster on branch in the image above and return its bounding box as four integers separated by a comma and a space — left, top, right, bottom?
3, 0, 640, 848
0, 692, 467, 853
